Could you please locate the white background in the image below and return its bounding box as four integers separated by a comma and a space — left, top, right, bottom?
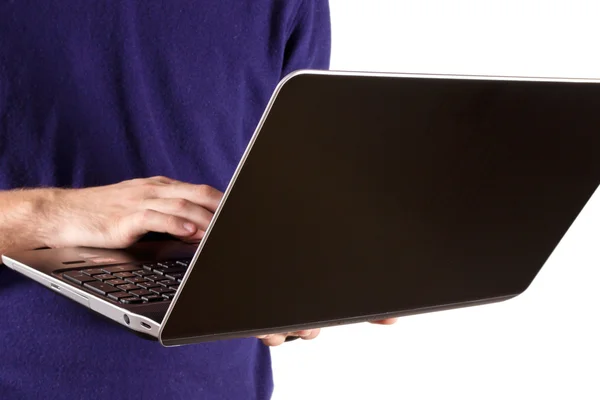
271, 1, 600, 399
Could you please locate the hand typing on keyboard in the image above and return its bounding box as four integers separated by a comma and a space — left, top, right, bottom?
29, 175, 223, 249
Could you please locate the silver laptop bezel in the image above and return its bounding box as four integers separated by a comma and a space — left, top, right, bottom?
1, 256, 162, 336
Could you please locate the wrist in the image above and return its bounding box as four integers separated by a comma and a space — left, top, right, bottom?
0, 188, 61, 254
15, 188, 64, 250
33, 188, 66, 249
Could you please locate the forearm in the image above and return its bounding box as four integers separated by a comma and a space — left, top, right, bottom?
0, 188, 58, 257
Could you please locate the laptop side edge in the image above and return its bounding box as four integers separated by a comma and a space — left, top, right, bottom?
159, 294, 518, 347
1, 255, 162, 337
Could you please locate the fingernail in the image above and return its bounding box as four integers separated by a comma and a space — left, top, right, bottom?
183, 222, 196, 233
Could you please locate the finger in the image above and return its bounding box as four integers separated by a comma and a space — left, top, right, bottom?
370, 318, 398, 325
295, 329, 320, 340
259, 334, 288, 347
290, 330, 313, 337
258, 329, 320, 346
156, 183, 223, 212
123, 176, 177, 187
148, 175, 179, 185
173, 231, 205, 243
257, 330, 311, 340
121, 209, 197, 242
179, 234, 205, 243
304, 329, 320, 340
141, 198, 214, 232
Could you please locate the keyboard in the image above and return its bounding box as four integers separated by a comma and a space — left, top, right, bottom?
60, 260, 190, 305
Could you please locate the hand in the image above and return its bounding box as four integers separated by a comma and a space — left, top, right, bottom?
257, 318, 398, 347
257, 329, 322, 346
41, 176, 223, 249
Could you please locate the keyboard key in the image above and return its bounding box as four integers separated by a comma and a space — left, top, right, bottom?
117, 284, 138, 291
94, 273, 115, 281
84, 281, 120, 295
133, 270, 153, 277
165, 272, 184, 281
81, 268, 106, 276
162, 293, 176, 300
141, 295, 164, 302
142, 264, 156, 271
102, 265, 140, 274
137, 281, 161, 289
160, 267, 186, 275
120, 297, 143, 304
108, 291, 133, 301
114, 272, 136, 279
158, 261, 179, 268
125, 277, 146, 284
168, 283, 180, 290
176, 260, 189, 267
145, 275, 169, 282
158, 280, 174, 287
105, 279, 128, 286
152, 267, 169, 275
150, 287, 175, 295
130, 289, 153, 297
63, 272, 97, 285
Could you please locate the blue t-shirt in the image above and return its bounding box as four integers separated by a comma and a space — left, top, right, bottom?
0, 1, 330, 399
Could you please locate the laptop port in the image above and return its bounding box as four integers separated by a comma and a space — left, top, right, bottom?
140, 321, 151, 330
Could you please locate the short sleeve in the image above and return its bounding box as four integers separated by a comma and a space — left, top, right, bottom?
281, 0, 332, 78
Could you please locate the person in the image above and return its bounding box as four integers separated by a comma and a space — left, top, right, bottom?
0, 1, 396, 398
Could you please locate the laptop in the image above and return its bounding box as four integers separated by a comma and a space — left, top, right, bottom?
3, 70, 600, 347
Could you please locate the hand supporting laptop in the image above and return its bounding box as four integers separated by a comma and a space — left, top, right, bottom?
0, 175, 396, 346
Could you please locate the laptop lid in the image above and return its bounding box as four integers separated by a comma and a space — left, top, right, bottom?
159, 71, 600, 346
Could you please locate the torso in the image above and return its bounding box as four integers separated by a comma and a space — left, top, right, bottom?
0, 1, 330, 398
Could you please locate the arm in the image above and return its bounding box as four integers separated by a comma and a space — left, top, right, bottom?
0, 177, 223, 259
281, 0, 332, 78
0, 188, 57, 256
